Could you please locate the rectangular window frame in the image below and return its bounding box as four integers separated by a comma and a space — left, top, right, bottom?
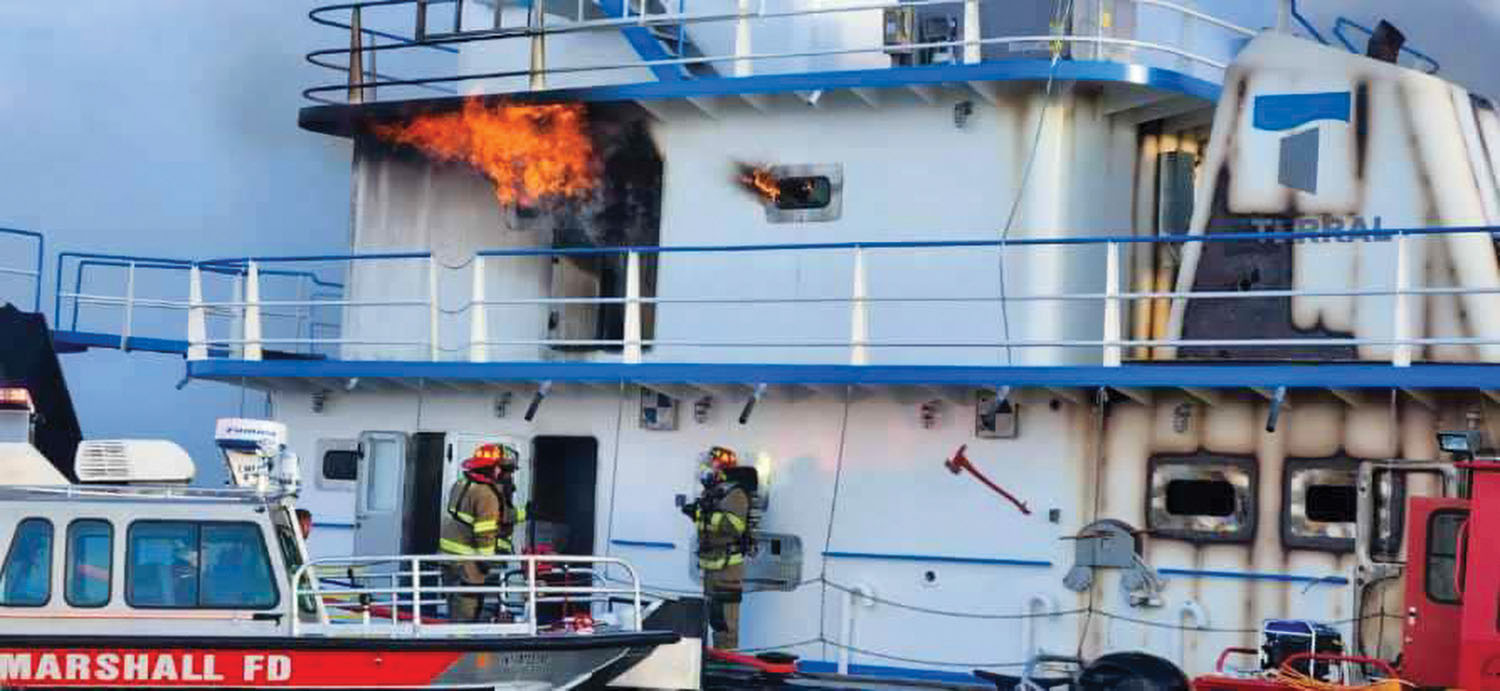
315, 438, 359, 491
1282, 457, 1360, 553
125, 520, 280, 611
0, 517, 54, 608
64, 518, 113, 609
1146, 455, 1257, 544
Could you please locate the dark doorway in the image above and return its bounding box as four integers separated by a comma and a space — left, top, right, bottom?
529, 436, 598, 556
406, 432, 447, 555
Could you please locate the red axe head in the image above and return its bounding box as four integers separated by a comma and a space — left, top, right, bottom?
944, 445, 969, 474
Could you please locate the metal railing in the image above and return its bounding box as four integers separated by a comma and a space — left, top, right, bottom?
305, 0, 1260, 104
51, 225, 1500, 368
55, 252, 355, 357
289, 554, 645, 637
0, 227, 44, 313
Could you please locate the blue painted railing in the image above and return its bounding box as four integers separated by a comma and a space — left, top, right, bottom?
0, 227, 44, 314
49, 225, 1500, 366
303, 0, 1259, 104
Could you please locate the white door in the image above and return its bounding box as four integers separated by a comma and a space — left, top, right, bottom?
355, 431, 408, 556
444, 433, 530, 551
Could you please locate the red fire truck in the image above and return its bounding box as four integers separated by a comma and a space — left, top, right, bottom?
1195, 430, 1500, 690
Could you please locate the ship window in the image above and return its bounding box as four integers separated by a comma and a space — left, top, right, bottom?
774, 176, 832, 210
127, 521, 278, 609
1147, 456, 1255, 543
1165, 480, 1236, 516
1425, 510, 1467, 605
0, 518, 52, 607
1283, 461, 1359, 552
323, 449, 358, 482
65, 519, 112, 608
1306, 485, 1357, 523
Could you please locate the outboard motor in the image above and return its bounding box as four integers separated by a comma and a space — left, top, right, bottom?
215, 418, 300, 494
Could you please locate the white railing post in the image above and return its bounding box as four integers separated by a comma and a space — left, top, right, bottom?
527, 557, 539, 636
187, 265, 208, 361
849, 246, 869, 365
1393, 232, 1413, 367
411, 556, 423, 632
624, 251, 643, 363
428, 256, 441, 362
120, 261, 136, 350
1103, 242, 1123, 366
733, 0, 752, 77
963, 0, 980, 63
245, 261, 263, 361
470, 255, 488, 363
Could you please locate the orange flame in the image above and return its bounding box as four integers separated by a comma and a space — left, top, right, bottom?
373, 99, 597, 207
737, 163, 781, 204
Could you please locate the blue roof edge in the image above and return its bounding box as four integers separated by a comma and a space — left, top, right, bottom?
299, 59, 1221, 136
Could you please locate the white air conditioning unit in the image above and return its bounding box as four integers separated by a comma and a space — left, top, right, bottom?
75, 440, 196, 484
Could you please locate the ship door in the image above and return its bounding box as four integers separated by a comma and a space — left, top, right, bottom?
444, 433, 531, 550
530, 436, 597, 556
1400, 497, 1470, 687
354, 431, 408, 556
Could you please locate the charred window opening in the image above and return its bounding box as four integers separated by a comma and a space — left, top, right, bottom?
1425, 510, 1467, 605
1147, 456, 1256, 543
775, 176, 833, 210
323, 450, 359, 482
1165, 479, 1236, 517
1283, 460, 1358, 552
739, 164, 843, 223
1306, 485, 1357, 523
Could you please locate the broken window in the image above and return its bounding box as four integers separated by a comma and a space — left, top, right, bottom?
1147, 456, 1256, 543
1165, 479, 1236, 517
1283, 459, 1358, 552
774, 177, 833, 210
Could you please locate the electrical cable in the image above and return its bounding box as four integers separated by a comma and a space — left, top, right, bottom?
996, 0, 1073, 366
816, 386, 855, 662
822, 579, 1087, 621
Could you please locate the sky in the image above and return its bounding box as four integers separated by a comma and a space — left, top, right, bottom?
0, 1, 1495, 483
0, 2, 352, 479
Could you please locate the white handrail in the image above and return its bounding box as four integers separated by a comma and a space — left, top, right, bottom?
314, 0, 1257, 102
288, 554, 646, 638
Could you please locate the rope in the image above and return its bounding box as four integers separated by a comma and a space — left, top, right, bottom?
996, 0, 1073, 367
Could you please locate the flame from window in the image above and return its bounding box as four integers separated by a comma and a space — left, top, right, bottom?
372, 98, 597, 207
736, 163, 781, 204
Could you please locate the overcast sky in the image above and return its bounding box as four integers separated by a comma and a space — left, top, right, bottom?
0, 0, 1495, 481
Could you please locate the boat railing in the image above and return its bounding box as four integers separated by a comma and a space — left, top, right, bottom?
304, 0, 1264, 104
53, 251, 370, 358
290, 554, 647, 638
0, 484, 287, 503
0, 227, 44, 314
50, 225, 1500, 367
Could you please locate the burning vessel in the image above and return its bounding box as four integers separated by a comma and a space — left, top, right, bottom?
14, 0, 1500, 687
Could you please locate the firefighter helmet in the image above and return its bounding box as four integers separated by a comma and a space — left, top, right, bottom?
708, 446, 738, 469
462, 443, 519, 471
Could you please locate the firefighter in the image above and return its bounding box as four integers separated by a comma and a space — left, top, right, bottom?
680, 446, 750, 649
439, 443, 517, 622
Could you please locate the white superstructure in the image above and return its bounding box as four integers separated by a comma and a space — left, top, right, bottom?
35, 1, 1500, 685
